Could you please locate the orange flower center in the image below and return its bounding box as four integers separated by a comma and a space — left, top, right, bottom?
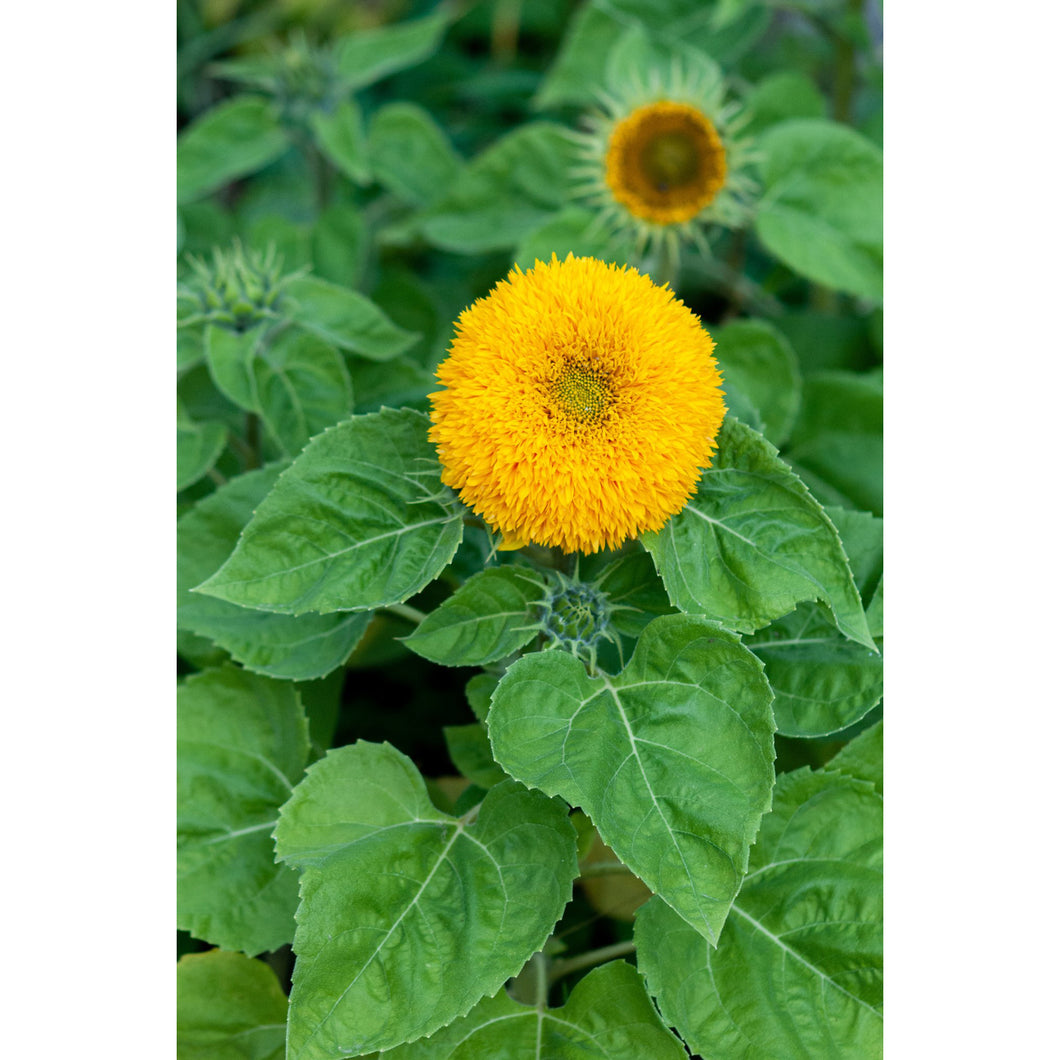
605, 101, 727, 225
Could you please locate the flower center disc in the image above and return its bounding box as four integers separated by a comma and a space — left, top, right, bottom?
605, 101, 727, 225
550, 362, 614, 424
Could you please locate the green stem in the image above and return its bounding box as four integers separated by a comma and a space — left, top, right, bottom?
548, 940, 636, 984
490, 0, 522, 62
245, 412, 261, 469
578, 860, 632, 879
832, 0, 862, 125
384, 603, 428, 625
207, 467, 228, 487
533, 951, 548, 1011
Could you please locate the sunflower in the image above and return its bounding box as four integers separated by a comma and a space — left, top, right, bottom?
572, 57, 754, 257
429, 255, 726, 554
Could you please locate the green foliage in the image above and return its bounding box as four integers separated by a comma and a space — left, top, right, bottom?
177, 949, 288, 1060
383, 961, 686, 1058
643, 419, 875, 648
636, 765, 883, 1057
177, 666, 309, 955
490, 615, 775, 945
275, 742, 578, 1057
197, 408, 464, 615
755, 119, 884, 300
177, 3, 883, 1054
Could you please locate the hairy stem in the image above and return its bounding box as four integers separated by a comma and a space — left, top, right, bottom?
384, 603, 428, 625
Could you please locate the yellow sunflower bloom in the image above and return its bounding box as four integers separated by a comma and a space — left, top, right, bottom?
572, 57, 754, 257
429, 255, 726, 554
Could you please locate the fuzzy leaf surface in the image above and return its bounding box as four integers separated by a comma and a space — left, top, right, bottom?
489, 614, 775, 944
197, 408, 463, 615
178, 95, 289, 204
178, 464, 371, 680
275, 742, 578, 1059
636, 767, 883, 1059
642, 418, 874, 649
285, 276, 419, 361
177, 666, 308, 954
177, 949, 287, 1060
382, 961, 686, 1059
403, 567, 547, 666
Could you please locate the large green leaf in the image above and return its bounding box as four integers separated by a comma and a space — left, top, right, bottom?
514, 207, 635, 272
177, 666, 309, 955
745, 70, 828, 136
177, 949, 287, 1060
205, 322, 267, 413
714, 319, 802, 448
333, 11, 450, 93
178, 464, 371, 681
489, 614, 775, 944
785, 370, 883, 517
284, 276, 419, 361
274, 742, 578, 1058
636, 767, 883, 1059
755, 119, 884, 300
642, 418, 875, 649
178, 95, 289, 205
421, 124, 577, 253
196, 408, 464, 615
403, 567, 547, 666
367, 102, 461, 208
747, 603, 882, 736
382, 960, 686, 1059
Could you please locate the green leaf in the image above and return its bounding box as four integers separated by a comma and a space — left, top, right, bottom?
178, 95, 290, 205
178, 324, 206, 372
636, 767, 883, 1059
745, 70, 827, 136
177, 666, 309, 955
714, 318, 802, 448
382, 961, 686, 1059
253, 327, 354, 456
642, 418, 875, 649
443, 723, 508, 789
333, 11, 450, 93
275, 742, 578, 1058
367, 102, 461, 208
196, 408, 464, 615
747, 603, 882, 737
533, 4, 627, 109
827, 719, 883, 794
465, 672, 500, 724
177, 415, 227, 491
421, 124, 577, 253
177, 949, 287, 1060
178, 464, 372, 681
308, 100, 370, 184
755, 119, 883, 300
311, 203, 368, 289
285, 275, 419, 361
205, 322, 268, 413
827, 506, 883, 599
786, 370, 883, 517
404, 567, 547, 666
489, 614, 775, 944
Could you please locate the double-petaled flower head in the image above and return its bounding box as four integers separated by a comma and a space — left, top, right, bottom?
572, 57, 754, 257
429, 255, 726, 554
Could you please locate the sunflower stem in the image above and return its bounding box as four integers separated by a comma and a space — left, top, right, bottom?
548, 940, 636, 984
653, 237, 681, 293
384, 603, 428, 625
